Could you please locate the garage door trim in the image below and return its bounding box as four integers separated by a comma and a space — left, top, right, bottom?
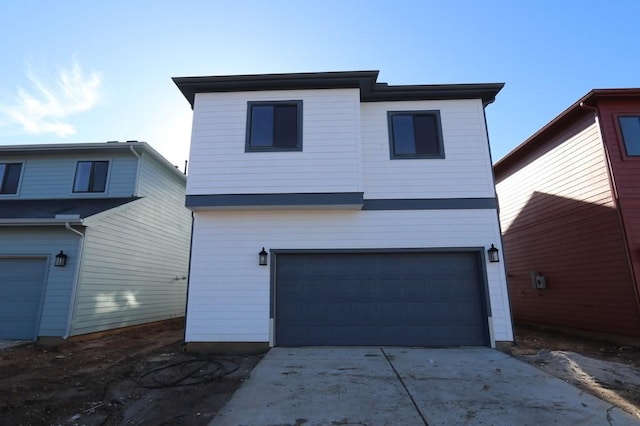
269, 247, 492, 346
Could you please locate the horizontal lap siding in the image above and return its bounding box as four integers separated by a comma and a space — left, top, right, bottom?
361, 100, 496, 199
185, 209, 511, 343
0, 227, 81, 336
1, 153, 137, 199
598, 98, 640, 315
187, 89, 362, 195
70, 155, 191, 335
496, 117, 640, 336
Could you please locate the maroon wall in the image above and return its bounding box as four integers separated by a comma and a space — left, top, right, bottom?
598, 97, 640, 332
496, 107, 640, 338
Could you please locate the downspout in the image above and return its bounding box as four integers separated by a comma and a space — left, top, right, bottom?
581, 101, 640, 314
62, 222, 85, 339
182, 211, 195, 347
129, 144, 142, 196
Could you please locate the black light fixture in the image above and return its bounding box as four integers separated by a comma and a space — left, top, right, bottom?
55, 250, 68, 267
487, 244, 500, 263
259, 247, 268, 266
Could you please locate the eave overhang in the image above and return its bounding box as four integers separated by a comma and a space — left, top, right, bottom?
494, 88, 640, 177
0, 142, 186, 182
0, 218, 84, 226
173, 70, 504, 108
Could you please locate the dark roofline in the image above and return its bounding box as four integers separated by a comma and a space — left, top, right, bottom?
494, 88, 640, 177
172, 70, 504, 108
0, 197, 140, 221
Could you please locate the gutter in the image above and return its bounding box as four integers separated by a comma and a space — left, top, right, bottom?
62, 220, 85, 339
129, 144, 142, 196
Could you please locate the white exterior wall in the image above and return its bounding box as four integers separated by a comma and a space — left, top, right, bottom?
361, 99, 495, 199
187, 88, 362, 195
186, 209, 512, 343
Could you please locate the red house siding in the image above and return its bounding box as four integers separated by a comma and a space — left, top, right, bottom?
598, 97, 640, 325
496, 99, 640, 338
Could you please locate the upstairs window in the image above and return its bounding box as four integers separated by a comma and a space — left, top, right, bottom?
388, 111, 444, 159
73, 161, 109, 193
246, 101, 302, 151
0, 163, 22, 194
619, 116, 640, 156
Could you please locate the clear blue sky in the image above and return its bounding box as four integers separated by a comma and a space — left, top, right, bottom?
1, 1, 638, 167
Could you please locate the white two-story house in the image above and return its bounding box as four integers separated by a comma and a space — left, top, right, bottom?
174, 70, 513, 352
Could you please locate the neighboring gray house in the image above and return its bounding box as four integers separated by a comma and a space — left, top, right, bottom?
0, 141, 192, 342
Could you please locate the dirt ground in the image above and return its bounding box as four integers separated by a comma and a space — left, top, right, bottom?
511, 324, 640, 418
1, 321, 639, 425
0, 319, 263, 425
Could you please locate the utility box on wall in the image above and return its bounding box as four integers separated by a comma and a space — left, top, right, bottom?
530, 272, 547, 289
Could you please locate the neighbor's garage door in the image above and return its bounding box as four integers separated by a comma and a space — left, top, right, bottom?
275, 252, 489, 347
0, 258, 47, 340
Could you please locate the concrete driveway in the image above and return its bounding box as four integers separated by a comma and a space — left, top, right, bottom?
212, 347, 639, 426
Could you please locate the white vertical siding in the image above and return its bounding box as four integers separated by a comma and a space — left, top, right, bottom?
185, 209, 512, 343
0, 227, 82, 336
70, 154, 191, 335
0, 153, 137, 199
361, 99, 496, 199
187, 88, 362, 195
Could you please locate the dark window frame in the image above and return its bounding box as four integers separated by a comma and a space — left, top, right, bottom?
0, 162, 23, 195
618, 115, 640, 157
73, 160, 109, 193
387, 110, 445, 159
245, 100, 303, 152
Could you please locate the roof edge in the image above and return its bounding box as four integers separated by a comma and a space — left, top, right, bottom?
0, 141, 186, 182
494, 88, 640, 176
0, 218, 84, 226
172, 70, 503, 108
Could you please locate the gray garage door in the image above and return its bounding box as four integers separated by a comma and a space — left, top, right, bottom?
0, 258, 47, 340
275, 252, 489, 347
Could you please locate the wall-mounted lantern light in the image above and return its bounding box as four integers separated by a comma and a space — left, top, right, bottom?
487, 244, 500, 263
55, 250, 68, 267
259, 247, 268, 266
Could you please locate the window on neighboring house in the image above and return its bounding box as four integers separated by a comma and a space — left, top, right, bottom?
388, 111, 444, 159
73, 161, 109, 193
0, 162, 22, 194
619, 116, 640, 156
246, 101, 302, 151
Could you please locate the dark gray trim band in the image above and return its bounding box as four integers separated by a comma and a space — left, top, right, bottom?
186, 192, 364, 208
186, 194, 497, 210
363, 198, 497, 210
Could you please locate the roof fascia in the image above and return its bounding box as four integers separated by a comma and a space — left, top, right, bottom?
494, 88, 640, 176
0, 142, 186, 182
0, 218, 84, 226
172, 70, 503, 108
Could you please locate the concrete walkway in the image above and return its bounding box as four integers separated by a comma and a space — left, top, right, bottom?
212, 347, 639, 426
